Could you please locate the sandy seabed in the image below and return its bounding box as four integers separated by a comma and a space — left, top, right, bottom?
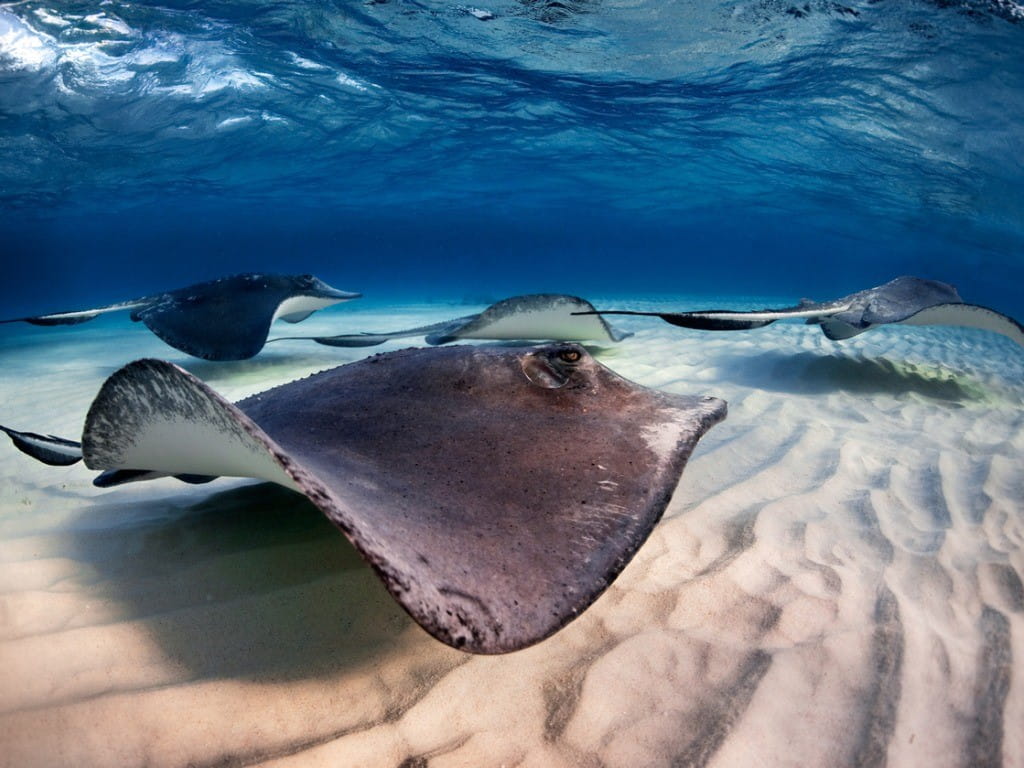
0, 297, 1021, 768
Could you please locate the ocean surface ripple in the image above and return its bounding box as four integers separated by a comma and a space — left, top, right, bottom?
0, 1, 1020, 219
0, 1, 1022, 310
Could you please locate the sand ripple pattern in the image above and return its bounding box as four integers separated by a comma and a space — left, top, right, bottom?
0, 304, 1022, 767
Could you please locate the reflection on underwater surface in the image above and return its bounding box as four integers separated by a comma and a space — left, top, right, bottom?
1, 1, 1023, 314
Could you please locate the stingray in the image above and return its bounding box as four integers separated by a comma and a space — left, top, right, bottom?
0, 273, 361, 360
580, 276, 1024, 347
272, 293, 632, 348
0, 343, 726, 653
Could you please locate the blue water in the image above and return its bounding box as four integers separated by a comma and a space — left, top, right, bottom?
1, 0, 1022, 317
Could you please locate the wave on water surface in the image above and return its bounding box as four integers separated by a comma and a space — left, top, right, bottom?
1, 0, 1021, 227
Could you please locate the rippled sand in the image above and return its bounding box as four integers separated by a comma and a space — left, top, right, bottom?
0, 299, 1022, 768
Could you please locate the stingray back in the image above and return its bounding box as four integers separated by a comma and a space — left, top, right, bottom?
835, 276, 963, 328
134, 282, 292, 360
237, 346, 725, 652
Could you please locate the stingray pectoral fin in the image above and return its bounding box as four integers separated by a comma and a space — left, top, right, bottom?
94, 469, 166, 487
224, 345, 728, 653
315, 334, 394, 347
277, 310, 315, 323
306, 333, 397, 348
605, 324, 633, 342
277, 318, 472, 348
134, 300, 273, 361
93, 469, 219, 487
0, 300, 152, 327
77, 346, 728, 654
16, 312, 101, 327
575, 309, 779, 331
81, 359, 299, 490
659, 313, 779, 331
578, 306, 844, 332
816, 318, 868, 340
898, 303, 1024, 347
0, 425, 82, 466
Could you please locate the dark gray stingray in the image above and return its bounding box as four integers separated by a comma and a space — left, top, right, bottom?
581, 276, 1024, 347
0, 273, 361, 360
0, 343, 726, 653
272, 293, 631, 348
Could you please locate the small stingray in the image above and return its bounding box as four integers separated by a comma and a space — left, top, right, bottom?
0, 344, 725, 653
272, 293, 631, 348
0, 273, 361, 360
581, 276, 1024, 347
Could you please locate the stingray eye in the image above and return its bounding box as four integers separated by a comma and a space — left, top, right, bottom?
558, 349, 582, 364
522, 355, 569, 389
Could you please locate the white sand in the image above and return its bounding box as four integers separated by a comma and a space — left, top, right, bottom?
0, 298, 1022, 768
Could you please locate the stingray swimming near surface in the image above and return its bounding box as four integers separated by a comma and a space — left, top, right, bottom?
0, 343, 725, 653
581, 276, 1024, 347
0, 273, 361, 360
272, 293, 631, 348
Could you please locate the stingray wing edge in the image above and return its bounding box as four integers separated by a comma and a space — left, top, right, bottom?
897, 303, 1024, 347
81, 359, 300, 488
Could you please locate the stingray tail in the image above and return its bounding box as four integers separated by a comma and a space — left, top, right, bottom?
0, 425, 83, 466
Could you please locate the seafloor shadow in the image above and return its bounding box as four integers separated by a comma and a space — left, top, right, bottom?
67, 482, 415, 682
714, 350, 990, 402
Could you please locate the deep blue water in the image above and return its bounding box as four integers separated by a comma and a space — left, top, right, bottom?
1, 0, 1022, 317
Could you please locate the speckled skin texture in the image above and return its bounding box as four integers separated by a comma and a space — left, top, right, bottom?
80, 343, 726, 653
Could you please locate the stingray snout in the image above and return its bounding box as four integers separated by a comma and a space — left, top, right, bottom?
322, 287, 362, 300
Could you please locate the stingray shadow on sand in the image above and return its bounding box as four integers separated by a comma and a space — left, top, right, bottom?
714, 350, 991, 402
65, 482, 435, 683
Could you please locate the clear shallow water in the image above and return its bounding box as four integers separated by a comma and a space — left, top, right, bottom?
2, 7, 1024, 761
0, 0, 1022, 315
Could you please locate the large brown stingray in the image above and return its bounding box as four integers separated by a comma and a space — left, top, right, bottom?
3, 344, 726, 653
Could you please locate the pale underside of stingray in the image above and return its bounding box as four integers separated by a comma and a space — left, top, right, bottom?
582, 276, 1024, 347
271, 293, 632, 347
0, 343, 725, 654
0, 273, 361, 360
